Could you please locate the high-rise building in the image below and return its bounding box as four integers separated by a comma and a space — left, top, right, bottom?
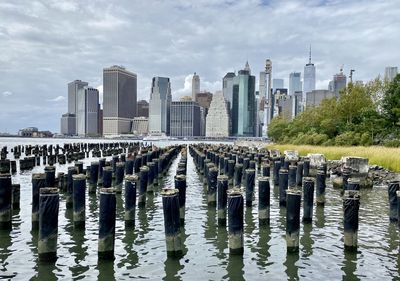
68, 80, 88, 115
303, 46, 316, 104
262, 59, 272, 138
206, 91, 229, 138
332, 68, 347, 97
192, 72, 200, 101
272, 79, 284, 92
169, 101, 202, 137
289, 72, 302, 96
60, 113, 76, 136
103, 65, 137, 135
306, 90, 336, 107
98, 107, 103, 136
137, 100, 149, 117
223, 72, 236, 110
195, 91, 213, 113
231, 62, 257, 137
385, 66, 398, 81
149, 77, 172, 135
76, 87, 99, 136
132, 117, 149, 135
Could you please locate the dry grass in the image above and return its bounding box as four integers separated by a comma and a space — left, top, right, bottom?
267, 144, 400, 172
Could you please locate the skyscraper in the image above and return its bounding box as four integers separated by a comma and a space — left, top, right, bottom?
60, 113, 76, 136
68, 80, 88, 115
103, 65, 137, 135
289, 72, 302, 96
137, 100, 149, 117
170, 101, 202, 137
303, 46, 316, 104
272, 79, 284, 92
206, 91, 229, 138
192, 72, 200, 101
332, 67, 347, 97
385, 66, 398, 81
262, 59, 272, 138
149, 77, 172, 135
76, 87, 99, 136
223, 72, 236, 110
232, 62, 256, 137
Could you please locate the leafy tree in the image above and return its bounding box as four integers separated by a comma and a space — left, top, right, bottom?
382, 74, 400, 128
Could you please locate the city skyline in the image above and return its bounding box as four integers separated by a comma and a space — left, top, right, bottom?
0, 0, 399, 133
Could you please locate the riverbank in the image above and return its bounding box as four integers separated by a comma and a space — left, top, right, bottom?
267, 144, 400, 172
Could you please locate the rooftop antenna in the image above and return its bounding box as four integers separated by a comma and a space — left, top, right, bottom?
309, 44, 312, 64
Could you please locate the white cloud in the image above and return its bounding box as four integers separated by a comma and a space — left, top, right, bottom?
47, 95, 65, 102
2, 91, 12, 97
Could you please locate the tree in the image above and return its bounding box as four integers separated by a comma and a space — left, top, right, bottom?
382, 74, 400, 128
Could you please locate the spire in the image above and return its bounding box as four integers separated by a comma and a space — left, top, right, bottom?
244, 61, 251, 73
309, 44, 312, 64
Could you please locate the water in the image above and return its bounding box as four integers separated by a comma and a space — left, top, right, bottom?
0, 137, 399, 280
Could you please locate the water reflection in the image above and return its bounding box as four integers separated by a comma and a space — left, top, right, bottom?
205, 207, 216, 240
121, 227, 138, 269
256, 227, 271, 269
0, 230, 12, 271
225, 255, 244, 281
342, 251, 359, 281
284, 252, 299, 281
163, 257, 183, 281
300, 223, 313, 257
70, 229, 89, 279
216, 226, 228, 259
315, 206, 325, 228
97, 260, 115, 281
244, 207, 255, 236
34, 262, 58, 281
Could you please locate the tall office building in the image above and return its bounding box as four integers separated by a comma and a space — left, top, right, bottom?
303, 46, 316, 104
306, 90, 336, 107
60, 113, 76, 136
385, 66, 398, 81
103, 65, 137, 135
262, 59, 272, 138
332, 68, 347, 97
231, 62, 257, 137
195, 91, 213, 113
223, 72, 236, 110
289, 72, 302, 96
76, 87, 99, 136
149, 77, 172, 135
272, 79, 284, 91
192, 72, 200, 101
68, 80, 88, 115
137, 100, 149, 117
206, 91, 229, 138
170, 101, 202, 137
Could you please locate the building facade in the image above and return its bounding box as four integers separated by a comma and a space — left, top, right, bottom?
303, 48, 316, 105
76, 87, 99, 136
289, 72, 302, 96
332, 68, 347, 97
103, 65, 137, 135
195, 91, 213, 113
61, 113, 76, 136
306, 90, 336, 107
385, 66, 398, 81
137, 100, 149, 117
68, 80, 88, 115
192, 72, 200, 101
231, 64, 257, 137
223, 72, 235, 111
206, 91, 229, 138
169, 101, 202, 137
132, 117, 149, 135
149, 77, 172, 135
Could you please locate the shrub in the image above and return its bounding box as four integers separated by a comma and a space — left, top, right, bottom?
335, 131, 361, 146
360, 132, 373, 146
383, 139, 400, 147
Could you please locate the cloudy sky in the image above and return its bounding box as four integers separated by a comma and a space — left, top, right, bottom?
0, 0, 399, 133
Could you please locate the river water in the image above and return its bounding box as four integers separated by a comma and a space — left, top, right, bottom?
0, 137, 398, 280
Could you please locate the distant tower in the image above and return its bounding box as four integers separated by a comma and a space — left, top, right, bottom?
303, 45, 316, 106
192, 73, 200, 101
244, 61, 251, 73
263, 59, 272, 137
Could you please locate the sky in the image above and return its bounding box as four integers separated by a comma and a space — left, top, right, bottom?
0, 0, 399, 134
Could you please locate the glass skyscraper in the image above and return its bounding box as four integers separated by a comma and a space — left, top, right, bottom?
149, 77, 172, 135
231, 65, 256, 137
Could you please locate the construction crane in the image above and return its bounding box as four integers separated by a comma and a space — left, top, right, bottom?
349, 69, 355, 83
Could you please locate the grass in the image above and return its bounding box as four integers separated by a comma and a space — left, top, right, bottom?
267, 144, 400, 172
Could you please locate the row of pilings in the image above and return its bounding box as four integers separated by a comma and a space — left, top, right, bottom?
0, 141, 186, 262
188, 143, 400, 255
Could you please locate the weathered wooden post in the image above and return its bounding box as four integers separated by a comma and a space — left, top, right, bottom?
286, 189, 301, 253
217, 175, 229, 226
161, 188, 182, 257
32, 173, 46, 229
98, 188, 116, 260
0, 174, 12, 230
303, 177, 315, 223
72, 174, 86, 229
124, 175, 138, 228
228, 188, 244, 255
343, 190, 360, 251
258, 177, 270, 226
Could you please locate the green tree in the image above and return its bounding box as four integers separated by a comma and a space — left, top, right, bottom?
382, 74, 400, 128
